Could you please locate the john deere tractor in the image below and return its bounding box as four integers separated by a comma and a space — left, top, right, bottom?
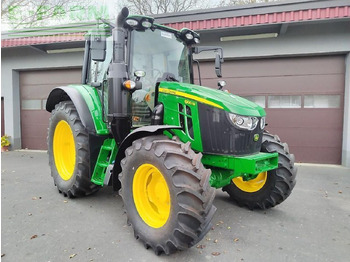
46, 7, 296, 255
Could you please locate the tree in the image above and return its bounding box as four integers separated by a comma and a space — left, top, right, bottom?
119, 0, 209, 15
118, 0, 278, 16
1, 0, 108, 29
218, 0, 277, 7
1, 0, 279, 29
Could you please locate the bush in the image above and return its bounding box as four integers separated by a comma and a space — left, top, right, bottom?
1, 135, 11, 147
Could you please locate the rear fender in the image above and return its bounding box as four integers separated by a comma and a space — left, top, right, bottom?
46, 85, 108, 135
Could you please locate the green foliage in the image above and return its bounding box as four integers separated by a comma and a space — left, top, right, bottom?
1, 135, 11, 147
2, 0, 110, 29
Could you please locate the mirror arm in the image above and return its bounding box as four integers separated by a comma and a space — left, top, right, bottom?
91, 81, 102, 88
193, 59, 202, 86
193, 46, 222, 54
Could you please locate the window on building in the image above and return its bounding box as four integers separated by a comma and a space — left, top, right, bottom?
304, 95, 341, 108
242, 95, 266, 108
268, 95, 301, 108
21, 100, 42, 110
42, 100, 47, 110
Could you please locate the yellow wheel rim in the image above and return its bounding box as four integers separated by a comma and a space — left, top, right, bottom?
133, 164, 171, 228
233, 171, 268, 193
53, 120, 76, 181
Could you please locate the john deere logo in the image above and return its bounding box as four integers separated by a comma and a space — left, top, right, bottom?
254, 134, 259, 142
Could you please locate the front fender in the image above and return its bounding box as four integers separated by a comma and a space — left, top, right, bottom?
111, 125, 181, 189
46, 85, 108, 135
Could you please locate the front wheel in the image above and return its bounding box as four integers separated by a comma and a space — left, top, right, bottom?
119, 135, 216, 255
223, 133, 297, 210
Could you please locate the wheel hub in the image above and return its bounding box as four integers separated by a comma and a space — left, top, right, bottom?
53, 120, 76, 181
133, 164, 171, 228
233, 171, 267, 193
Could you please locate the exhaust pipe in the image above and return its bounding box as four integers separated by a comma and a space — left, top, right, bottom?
108, 7, 131, 144
117, 7, 129, 28
114, 7, 129, 63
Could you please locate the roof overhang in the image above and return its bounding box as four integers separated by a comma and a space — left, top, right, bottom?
1, 0, 349, 50
159, 2, 350, 32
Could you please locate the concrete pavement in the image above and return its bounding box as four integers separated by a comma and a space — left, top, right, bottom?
1, 151, 350, 262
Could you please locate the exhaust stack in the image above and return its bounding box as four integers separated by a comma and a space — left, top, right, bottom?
108, 7, 131, 144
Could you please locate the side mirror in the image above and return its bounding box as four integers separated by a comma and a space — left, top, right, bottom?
215, 53, 222, 78
134, 70, 146, 78
134, 70, 146, 82
90, 30, 106, 61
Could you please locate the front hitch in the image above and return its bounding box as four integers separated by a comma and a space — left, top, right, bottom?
201, 152, 278, 188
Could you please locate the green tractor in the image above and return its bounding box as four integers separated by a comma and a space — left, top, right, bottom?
46, 7, 296, 255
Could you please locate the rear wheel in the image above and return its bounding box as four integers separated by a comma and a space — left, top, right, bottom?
47, 101, 99, 197
223, 133, 297, 210
119, 135, 216, 255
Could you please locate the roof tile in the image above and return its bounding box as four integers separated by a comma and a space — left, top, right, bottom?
2, 5, 349, 48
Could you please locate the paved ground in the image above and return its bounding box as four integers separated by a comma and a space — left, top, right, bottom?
1, 151, 350, 262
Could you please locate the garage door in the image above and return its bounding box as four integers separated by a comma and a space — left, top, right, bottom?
20, 68, 81, 150
198, 56, 345, 164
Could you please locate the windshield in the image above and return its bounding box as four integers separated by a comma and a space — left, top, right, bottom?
128, 28, 190, 127
129, 28, 190, 89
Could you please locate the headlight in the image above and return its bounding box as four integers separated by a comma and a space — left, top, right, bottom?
228, 113, 258, 130
260, 116, 266, 129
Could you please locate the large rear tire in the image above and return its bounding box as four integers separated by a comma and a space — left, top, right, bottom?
47, 101, 99, 197
119, 135, 216, 255
223, 133, 297, 210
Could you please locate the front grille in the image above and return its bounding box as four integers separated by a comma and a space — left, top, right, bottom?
198, 104, 263, 156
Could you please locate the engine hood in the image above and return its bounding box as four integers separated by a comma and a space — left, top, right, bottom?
158, 82, 265, 117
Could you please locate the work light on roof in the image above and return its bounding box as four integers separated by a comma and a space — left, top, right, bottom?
180, 28, 200, 45
125, 18, 138, 27
141, 20, 152, 29
185, 33, 194, 40
124, 15, 155, 30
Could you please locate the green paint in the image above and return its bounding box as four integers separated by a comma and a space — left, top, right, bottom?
209, 168, 235, 188
202, 152, 278, 188
159, 82, 266, 117
157, 81, 269, 167
69, 84, 109, 135
158, 87, 203, 151
91, 138, 118, 186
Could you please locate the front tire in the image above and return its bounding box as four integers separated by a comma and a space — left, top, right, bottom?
119, 135, 216, 255
223, 133, 297, 210
47, 101, 99, 197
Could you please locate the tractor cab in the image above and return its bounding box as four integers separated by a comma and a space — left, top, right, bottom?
83, 13, 225, 129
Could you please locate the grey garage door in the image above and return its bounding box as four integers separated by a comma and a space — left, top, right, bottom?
197, 56, 345, 164
20, 68, 81, 150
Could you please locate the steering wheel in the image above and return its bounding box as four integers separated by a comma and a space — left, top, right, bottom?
149, 68, 162, 80
142, 68, 162, 88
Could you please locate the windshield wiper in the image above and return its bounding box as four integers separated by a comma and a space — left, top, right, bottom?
167, 76, 179, 82
160, 72, 179, 82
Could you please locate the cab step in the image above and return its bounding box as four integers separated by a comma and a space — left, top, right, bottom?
91, 138, 118, 186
